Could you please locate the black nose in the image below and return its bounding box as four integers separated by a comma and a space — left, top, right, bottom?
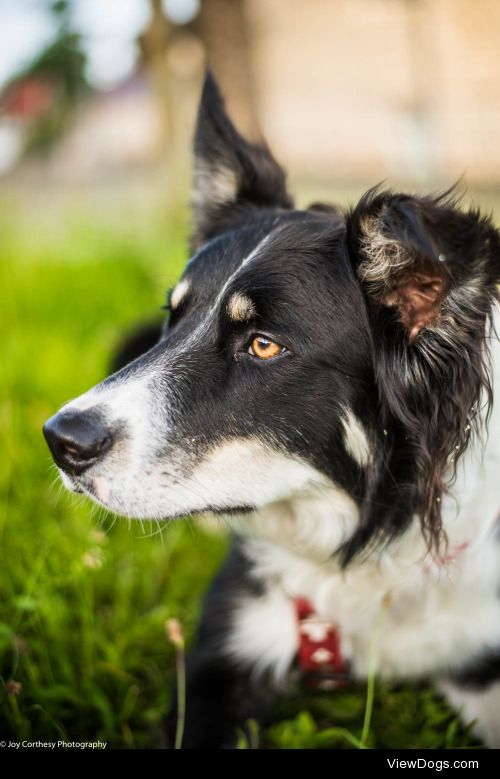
43, 409, 114, 474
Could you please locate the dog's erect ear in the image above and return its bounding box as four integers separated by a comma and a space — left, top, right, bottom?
345, 188, 500, 559
191, 72, 293, 248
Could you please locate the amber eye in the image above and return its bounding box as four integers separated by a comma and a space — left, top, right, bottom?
249, 335, 285, 360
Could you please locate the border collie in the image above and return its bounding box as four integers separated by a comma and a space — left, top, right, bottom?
43, 74, 500, 749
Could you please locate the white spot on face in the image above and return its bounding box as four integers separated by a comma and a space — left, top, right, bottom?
341, 408, 371, 466
170, 278, 190, 310
227, 292, 255, 322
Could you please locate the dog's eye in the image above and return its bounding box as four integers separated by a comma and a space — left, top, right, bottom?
249, 335, 285, 360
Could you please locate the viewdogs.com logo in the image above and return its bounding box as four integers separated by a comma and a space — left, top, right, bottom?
387, 759, 479, 771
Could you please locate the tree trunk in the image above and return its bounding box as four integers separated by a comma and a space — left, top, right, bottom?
197, 0, 259, 138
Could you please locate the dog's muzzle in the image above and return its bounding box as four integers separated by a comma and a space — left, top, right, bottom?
43, 408, 114, 475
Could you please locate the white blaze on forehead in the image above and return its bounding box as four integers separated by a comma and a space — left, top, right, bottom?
341, 408, 372, 466
227, 292, 256, 322
170, 278, 190, 310
214, 226, 283, 310
166, 227, 284, 356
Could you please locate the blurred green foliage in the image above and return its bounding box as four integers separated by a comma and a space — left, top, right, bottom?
0, 201, 481, 748
12, 0, 88, 153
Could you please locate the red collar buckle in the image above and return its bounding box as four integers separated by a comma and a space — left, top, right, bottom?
295, 597, 350, 690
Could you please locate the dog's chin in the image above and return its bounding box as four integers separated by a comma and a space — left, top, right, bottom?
58, 469, 256, 521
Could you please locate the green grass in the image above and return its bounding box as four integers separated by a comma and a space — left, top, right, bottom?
0, 198, 481, 749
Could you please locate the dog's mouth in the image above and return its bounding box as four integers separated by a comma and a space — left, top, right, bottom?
60, 471, 84, 493
60, 471, 107, 501
59, 469, 256, 519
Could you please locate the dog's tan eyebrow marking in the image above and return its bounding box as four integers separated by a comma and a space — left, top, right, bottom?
163, 227, 285, 361
227, 292, 256, 322
170, 279, 190, 310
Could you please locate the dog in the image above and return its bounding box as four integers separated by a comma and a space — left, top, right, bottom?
43, 74, 500, 749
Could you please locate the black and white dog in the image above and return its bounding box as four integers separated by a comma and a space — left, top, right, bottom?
43, 74, 500, 748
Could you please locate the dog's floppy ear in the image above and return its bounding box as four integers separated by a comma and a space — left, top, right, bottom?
191, 72, 293, 248
345, 188, 500, 558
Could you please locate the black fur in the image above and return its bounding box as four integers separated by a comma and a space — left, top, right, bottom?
344, 189, 500, 561
173, 77, 500, 745
158, 212, 375, 510
60, 74, 500, 748
449, 650, 500, 691
166, 542, 276, 749
111, 321, 163, 372
191, 72, 293, 249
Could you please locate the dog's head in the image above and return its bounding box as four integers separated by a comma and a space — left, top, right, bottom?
44, 74, 500, 561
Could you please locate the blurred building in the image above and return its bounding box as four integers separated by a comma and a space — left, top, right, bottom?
2, 0, 500, 188
244, 0, 500, 186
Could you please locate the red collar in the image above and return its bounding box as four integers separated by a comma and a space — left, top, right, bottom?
295, 542, 472, 687
295, 598, 350, 689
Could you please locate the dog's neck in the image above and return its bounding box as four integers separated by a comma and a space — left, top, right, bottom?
439, 305, 500, 551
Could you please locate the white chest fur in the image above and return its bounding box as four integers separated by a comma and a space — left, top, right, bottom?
228, 323, 500, 683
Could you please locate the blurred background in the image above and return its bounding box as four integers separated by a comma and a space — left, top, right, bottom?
3, 0, 500, 195
1, 0, 498, 749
